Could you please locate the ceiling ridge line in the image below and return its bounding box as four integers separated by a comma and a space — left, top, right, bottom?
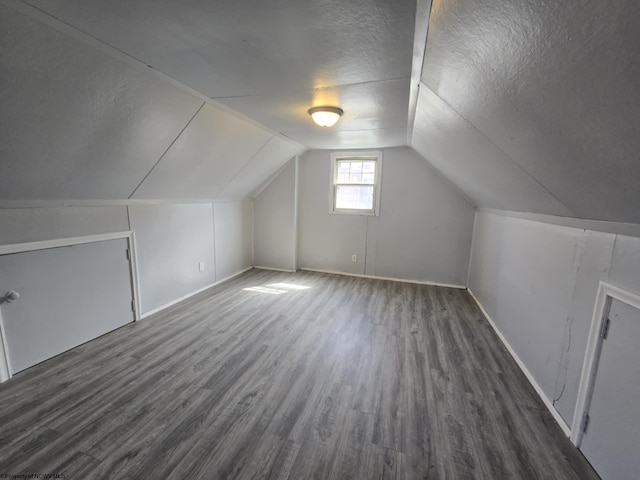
329, 126, 406, 133
7, 0, 154, 72
0, 0, 305, 152
407, 0, 433, 146
128, 102, 206, 200
215, 136, 277, 198
421, 83, 574, 216
250, 154, 297, 200
209, 76, 411, 100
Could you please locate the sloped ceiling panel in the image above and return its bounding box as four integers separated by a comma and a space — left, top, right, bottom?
413, 85, 572, 216
219, 137, 305, 200
327, 128, 408, 150
0, 3, 307, 202
419, 0, 640, 223
220, 78, 411, 149
0, 5, 202, 200
131, 104, 274, 199
21, 0, 416, 149
22, 0, 413, 97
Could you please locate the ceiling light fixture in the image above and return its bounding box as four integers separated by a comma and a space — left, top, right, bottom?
308, 106, 343, 127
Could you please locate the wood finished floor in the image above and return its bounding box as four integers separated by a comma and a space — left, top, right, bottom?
0, 269, 599, 480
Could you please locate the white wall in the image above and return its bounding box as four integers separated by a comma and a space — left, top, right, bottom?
0, 206, 129, 244
128, 204, 216, 314
0, 202, 253, 318
213, 201, 253, 281
130, 201, 252, 315
253, 158, 297, 271
479, 208, 640, 239
297, 147, 475, 286
468, 211, 640, 427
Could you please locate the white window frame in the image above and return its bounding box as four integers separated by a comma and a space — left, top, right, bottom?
329, 151, 382, 216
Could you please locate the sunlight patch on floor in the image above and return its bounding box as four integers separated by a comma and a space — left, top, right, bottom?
266, 283, 311, 290
243, 282, 311, 295
243, 286, 286, 294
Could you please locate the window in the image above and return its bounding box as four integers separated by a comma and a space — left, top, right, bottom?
331, 151, 381, 215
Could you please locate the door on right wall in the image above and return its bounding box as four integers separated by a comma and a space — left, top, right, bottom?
579, 298, 640, 480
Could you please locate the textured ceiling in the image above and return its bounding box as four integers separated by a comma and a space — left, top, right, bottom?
20, 0, 416, 150
413, 0, 640, 223
2, 0, 640, 225
0, 2, 305, 201
412, 85, 571, 216
0, 5, 202, 200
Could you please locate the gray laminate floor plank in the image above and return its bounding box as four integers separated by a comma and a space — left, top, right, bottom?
0, 269, 600, 479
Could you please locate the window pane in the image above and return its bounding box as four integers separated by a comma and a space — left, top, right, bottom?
347, 162, 361, 182
362, 172, 374, 183
335, 185, 374, 210
362, 161, 375, 173
349, 171, 363, 183
338, 161, 351, 173
335, 160, 376, 185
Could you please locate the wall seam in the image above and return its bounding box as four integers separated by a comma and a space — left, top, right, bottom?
128, 102, 205, 199
605, 234, 618, 284
211, 203, 217, 282
217, 136, 273, 198
292, 156, 300, 271
363, 216, 369, 275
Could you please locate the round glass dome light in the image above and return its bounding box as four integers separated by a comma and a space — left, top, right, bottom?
308, 106, 344, 127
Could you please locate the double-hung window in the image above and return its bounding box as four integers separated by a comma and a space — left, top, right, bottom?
331, 151, 382, 215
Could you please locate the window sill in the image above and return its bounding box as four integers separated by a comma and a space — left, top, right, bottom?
330, 209, 378, 216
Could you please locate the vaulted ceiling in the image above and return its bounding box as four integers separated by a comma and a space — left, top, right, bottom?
412, 0, 640, 223
1, 0, 639, 223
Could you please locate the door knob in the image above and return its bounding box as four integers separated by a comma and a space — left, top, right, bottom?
3, 290, 20, 303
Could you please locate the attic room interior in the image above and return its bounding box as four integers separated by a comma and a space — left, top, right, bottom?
0, 0, 639, 478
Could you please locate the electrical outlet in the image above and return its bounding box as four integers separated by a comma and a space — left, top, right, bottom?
352, 254, 357, 262
199, 262, 205, 271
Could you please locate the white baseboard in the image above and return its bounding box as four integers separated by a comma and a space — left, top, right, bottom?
254, 266, 297, 273
141, 267, 253, 319
300, 267, 466, 289
468, 289, 572, 438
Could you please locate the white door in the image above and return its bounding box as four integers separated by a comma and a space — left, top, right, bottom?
579, 298, 640, 480
0, 238, 135, 374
